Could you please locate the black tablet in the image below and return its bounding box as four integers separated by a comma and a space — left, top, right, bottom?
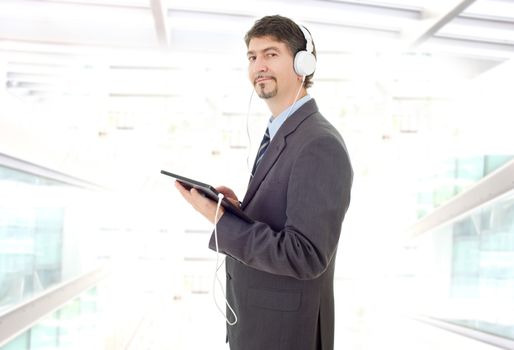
160, 170, 254, 223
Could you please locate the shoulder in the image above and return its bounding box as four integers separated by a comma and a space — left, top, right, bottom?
283, 99, 350, 155
296, 111, 346, 149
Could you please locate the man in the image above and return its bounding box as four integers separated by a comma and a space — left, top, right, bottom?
176, 15, 353, 350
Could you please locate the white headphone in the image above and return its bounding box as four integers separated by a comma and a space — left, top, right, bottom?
294, 24, 316, 77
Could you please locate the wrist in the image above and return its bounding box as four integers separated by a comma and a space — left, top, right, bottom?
215, 207, 225, 224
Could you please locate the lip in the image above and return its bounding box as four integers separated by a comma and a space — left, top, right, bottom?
254, 76, 275, 84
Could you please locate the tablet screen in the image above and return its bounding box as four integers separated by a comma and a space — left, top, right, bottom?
161, 170, 254, 223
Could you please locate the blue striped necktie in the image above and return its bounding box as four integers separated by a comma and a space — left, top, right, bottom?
251, 127, 270, 176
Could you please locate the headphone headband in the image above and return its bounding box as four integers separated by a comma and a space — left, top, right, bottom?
298, 24, 313, 54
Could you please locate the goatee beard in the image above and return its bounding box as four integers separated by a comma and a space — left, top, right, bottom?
256, 83, 277, 99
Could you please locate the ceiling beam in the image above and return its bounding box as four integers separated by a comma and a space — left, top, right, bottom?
403, 0, 477, 48
150, 0, 169, 48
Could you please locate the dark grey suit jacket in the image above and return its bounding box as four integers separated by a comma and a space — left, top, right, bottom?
209, 99, 353, 350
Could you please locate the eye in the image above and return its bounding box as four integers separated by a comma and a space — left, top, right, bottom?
248, 55, 256, 62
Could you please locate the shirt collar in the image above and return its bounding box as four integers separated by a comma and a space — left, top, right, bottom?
268, 95, 311, 140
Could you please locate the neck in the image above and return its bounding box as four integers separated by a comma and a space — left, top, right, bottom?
266, 87, 307, 118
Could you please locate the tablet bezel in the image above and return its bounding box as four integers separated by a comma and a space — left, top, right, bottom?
160, 170, 254, 223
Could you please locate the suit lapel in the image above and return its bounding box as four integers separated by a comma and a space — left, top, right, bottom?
241, 99, 319, 209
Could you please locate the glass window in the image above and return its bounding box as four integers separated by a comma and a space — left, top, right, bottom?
0, 166, 102, 315
0, 288, 100, 350
405, 190, 514, 340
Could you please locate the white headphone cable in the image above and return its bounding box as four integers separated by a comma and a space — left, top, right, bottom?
246, 89, 255, 174
283, 75, 306, 123
212, 193, 238, 325
215, 78, 305, 324
248, 77, 305, 180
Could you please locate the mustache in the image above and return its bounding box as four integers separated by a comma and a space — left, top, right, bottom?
254, 75, 276, 85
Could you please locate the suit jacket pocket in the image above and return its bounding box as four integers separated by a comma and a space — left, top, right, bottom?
247, 287, 301, 312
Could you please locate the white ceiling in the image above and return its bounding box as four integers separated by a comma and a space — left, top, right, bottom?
1, 0, 513, 101
1, 0, 514, 191
1, 0, 513, 55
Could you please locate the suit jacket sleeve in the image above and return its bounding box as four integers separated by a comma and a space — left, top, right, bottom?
209, 134, 352, 280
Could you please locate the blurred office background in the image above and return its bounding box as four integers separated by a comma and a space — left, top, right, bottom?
1, 0, 514, 349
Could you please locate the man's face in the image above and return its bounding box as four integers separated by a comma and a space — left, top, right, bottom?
247, 36, 298, 100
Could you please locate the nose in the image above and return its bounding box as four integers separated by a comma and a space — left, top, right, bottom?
253, 55, 268, 74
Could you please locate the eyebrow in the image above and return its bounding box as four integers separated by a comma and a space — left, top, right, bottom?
247, 46, 281, 56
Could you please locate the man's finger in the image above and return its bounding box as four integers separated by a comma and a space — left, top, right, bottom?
175, 181, 195, 204
227, 198, 240, 207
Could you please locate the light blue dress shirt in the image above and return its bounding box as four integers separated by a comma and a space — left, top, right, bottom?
268, 95, 312, 140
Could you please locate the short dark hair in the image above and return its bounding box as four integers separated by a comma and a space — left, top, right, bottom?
244, 15, 316, 89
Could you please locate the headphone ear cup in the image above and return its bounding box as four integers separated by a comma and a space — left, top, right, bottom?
294, 50, 316, 77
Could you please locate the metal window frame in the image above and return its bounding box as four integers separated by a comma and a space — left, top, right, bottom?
0, 152, 104, 190
407, 158, 514, 237
413, 315, 514, 350
0, 266, 109, 347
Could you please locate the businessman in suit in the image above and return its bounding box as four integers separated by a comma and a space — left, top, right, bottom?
176, 15, 353, 350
